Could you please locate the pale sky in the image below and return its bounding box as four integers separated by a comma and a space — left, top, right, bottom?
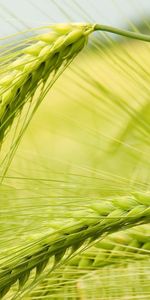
0, 0, 150, 37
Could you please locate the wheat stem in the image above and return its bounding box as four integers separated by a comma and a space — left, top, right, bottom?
94, 24, 150, 42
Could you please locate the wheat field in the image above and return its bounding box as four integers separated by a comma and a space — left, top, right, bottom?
0, 1, 150, 299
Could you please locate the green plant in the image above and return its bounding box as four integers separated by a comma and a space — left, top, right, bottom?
1, 21, 150, 300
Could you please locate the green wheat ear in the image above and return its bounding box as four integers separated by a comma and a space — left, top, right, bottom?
29, 225, 150, 298
0, 23, 150, 150
0, 193, 150, 298
0, 23, 94, 146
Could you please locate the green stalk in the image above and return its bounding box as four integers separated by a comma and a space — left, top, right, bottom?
94, 24, 150, 42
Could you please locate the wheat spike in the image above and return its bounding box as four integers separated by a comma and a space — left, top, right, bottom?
1, 23, 150, 146
29, 225, 150, 298
0, 192, 150, 298
70, 226, 150, 268
0, 23, 94, 145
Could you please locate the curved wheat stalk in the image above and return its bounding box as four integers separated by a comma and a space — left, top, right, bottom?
0, 192, 150, 298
